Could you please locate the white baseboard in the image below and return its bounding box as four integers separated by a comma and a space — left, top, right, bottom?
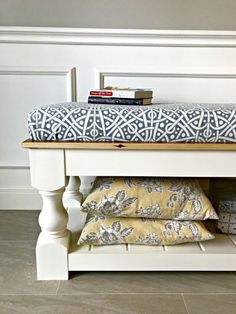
0, 187, 42, 209
0, 180, 93, 210
0, 167, 41, 209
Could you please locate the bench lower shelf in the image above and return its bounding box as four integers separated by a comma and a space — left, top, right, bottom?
69, 234, 236, 271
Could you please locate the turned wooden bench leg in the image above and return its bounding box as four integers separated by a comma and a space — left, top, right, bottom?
36, 188, 71, 280
29, 148, 70, 280
63, 176, 85, 234
63, 176, 83, 209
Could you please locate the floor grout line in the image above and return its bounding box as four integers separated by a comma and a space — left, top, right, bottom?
56, 281, 61, 295
231, 272, 236, 283
180, 292, 236, 295
1, 292, 236, 296
34, 292, 236, 296
0, 293, 61, 296
0, 292, 184, 296
182, 293, 190, 314
52, 292, 185, 295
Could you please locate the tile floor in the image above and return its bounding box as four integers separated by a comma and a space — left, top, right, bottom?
1, 210, 236, 314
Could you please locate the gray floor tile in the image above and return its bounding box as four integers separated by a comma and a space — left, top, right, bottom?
58, 271, 236, 294
1, 209, 236, 314
0, 294, 187, 314
183, 294, 236, 314
0, 241, 58, 295
0, 210, 40, 241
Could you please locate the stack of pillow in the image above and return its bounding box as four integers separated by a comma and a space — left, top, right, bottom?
78, 177, 218, 246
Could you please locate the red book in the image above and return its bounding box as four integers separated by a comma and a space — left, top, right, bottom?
90, 91, 113, 97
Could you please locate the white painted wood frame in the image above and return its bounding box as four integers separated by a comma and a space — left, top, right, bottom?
24, 142, 236, 280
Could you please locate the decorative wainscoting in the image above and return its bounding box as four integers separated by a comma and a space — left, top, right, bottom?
1, 27, 236, 209
1, 27, 236, 47
0, 66, 76, 209
96, 68, 236, 103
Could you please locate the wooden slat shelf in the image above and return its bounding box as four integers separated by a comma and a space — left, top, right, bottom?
69, 234, 236, 271
22, 139, 236, 151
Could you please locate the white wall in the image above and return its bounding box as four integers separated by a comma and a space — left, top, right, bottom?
0, 0, 236, 30
1, 1, 236, 210
1, 28, 236, 209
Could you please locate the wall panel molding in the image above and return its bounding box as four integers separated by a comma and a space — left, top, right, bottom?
94, 66, 236, 104
95, 66, 236, 89
1, 27, 236, 47
98, 72, 236, 89
0, 66, 77, 209
0, 65, 76, 169
0, 66, 77, 101
0, 161, 29, 169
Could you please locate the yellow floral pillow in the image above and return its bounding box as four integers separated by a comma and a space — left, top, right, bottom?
78, 214, 214, 246
81, 177, 217, 220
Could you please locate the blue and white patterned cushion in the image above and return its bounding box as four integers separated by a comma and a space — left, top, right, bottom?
218, 212, 236, 234
27, 102, 236, 142
217, 201, 236, 234
219, 201, 236, 213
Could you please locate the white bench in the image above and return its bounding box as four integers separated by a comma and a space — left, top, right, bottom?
22, 140, 236, 280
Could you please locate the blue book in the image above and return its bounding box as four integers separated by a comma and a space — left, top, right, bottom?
88, 96, 152, 105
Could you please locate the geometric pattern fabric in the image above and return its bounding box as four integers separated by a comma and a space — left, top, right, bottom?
28, 102, 236, 142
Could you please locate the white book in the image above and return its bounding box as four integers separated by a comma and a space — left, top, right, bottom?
89, 88, 153, 99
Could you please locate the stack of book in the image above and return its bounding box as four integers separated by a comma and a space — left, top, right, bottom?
88, 87, 153, 105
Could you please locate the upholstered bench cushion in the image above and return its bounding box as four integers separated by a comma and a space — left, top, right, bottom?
28, 102, 236, 142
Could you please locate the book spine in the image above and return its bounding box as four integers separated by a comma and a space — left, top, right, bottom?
88, 97, 146, 105
90, 91, 113, 97
90, 90, 138, 98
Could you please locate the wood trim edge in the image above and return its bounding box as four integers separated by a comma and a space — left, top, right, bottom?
22, 139, 236, 151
